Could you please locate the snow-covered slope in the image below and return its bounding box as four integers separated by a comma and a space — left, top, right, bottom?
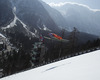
0, 33, 6, 39
1, 50, 100, 80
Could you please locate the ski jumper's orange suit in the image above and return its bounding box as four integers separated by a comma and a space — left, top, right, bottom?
52, 33, 62, 40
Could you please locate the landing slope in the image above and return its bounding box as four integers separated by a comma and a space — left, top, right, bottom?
1, 50, 100, 80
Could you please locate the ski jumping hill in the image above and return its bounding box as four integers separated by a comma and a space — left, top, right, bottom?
1, 50, 100, 80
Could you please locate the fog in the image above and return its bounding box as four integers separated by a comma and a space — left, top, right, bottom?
42, 0, 100, 9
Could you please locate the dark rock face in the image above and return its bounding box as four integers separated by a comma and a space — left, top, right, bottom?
0, 0, 14, 27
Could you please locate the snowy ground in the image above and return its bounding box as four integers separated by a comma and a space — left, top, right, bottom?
1, 50, 100, 80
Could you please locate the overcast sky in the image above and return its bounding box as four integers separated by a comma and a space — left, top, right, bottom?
42, 0, 100, 9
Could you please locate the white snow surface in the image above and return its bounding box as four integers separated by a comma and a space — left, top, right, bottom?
43, 24, 51, 31
0, 33, 6, 38
1, 13, 17, 30
1, 50, 100, 80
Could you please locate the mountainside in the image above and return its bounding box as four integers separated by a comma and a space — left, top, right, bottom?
40, 1, 67, 29
0, 0, 97, 48
0, 0, 99, 53
13, 0, 60, 33
49, 3, 100, 36
0, 0, 61, 50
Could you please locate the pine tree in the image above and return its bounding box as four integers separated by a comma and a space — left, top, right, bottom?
68, 27, 79, 53
31, 42, 46, 66
59, 29, 65, 58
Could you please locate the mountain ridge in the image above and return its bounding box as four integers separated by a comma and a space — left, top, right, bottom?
48, 2, 100, 36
